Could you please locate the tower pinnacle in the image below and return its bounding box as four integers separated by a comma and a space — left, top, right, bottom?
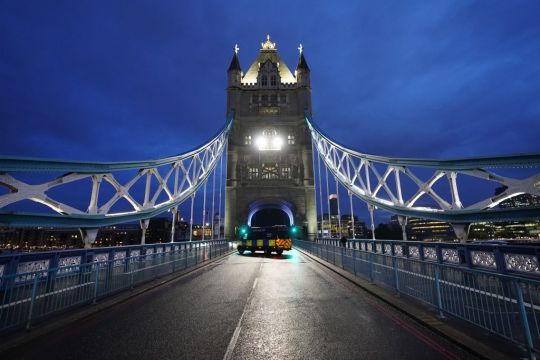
261, 34, 276, 50
227, 44, 241, 73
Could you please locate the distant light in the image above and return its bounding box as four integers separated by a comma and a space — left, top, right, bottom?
239, 225, 249, 235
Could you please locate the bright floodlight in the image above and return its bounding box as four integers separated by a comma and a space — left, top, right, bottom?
255, 136, 267, 150
271, 136, 283, 150
256, 135, 283, 151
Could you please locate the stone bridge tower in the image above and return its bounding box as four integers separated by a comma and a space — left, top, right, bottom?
224, 36, 316, 239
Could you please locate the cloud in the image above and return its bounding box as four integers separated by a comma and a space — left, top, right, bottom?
1, 1, 539, 224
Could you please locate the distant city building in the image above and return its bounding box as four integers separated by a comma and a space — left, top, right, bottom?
0, 227, 82, 251
172, 220, 190, 242
469, 186, 540, 241
212, 213, 223, 238
95, 224, 141, 246
317, 214, 333, 238
341, 214, 367, 238
329, 194, 339, 216
469, 221, 540, 240
0, 213, 224, 251
316, 213, 365, 238
192, 225, 213, 239
145, 218, 171, 243
407, 217, 454, 242
317, 214, 343, 238
496, 185, 540, 208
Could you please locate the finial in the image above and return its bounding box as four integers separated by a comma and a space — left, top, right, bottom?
261, 34, 276, 50
298, 43, 303, 54
234, 44, 239, 55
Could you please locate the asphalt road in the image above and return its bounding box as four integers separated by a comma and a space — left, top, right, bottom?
2, 250, 476, 360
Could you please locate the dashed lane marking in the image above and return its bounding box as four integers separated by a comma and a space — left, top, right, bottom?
222, 262, 262, 360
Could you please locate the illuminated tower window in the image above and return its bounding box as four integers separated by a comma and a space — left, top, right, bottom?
270, 75, 277, 86
261, 75, 268, 87
256, 128, 283, 151
248, 167, 259, 179
262, 164, 279, 179
281, 167, 291, 179
287, 134, 295, 145
244, 135, 252, 145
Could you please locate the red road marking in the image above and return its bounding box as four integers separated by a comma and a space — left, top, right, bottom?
361, 294, 462, 360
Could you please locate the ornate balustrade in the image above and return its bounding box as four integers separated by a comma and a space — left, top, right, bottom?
315, 238, 540, 277
0, 240, 232, 332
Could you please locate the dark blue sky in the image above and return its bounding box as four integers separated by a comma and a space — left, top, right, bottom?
1, 1, 540, 225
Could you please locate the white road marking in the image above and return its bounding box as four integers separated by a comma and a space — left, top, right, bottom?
223, 262, 262, 360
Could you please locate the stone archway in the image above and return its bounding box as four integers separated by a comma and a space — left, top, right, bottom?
246, 199, 295, 227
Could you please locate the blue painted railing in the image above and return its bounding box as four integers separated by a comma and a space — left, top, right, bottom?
0, 240, 232, 333
296, 239, 540, 358
317, 238, 540, 277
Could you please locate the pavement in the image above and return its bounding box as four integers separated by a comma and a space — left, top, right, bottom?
0, 249, 493, 359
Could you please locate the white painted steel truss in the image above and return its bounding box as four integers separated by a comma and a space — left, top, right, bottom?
0, 118, 231, 229
307, 116, 540, 235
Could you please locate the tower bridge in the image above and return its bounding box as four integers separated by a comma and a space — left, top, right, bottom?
1, 36, 540, 358
225, 35, 316, 240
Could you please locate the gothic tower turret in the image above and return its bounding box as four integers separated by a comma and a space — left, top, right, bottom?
227, 44, 242, 88
224, 35, 316, 240
296, 44, 310, 88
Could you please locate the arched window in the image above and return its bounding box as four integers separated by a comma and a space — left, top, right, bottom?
261, 75, 267, 86
270, 75, 277, 86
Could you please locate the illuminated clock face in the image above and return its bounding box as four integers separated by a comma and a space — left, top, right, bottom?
256, 128, 283, 151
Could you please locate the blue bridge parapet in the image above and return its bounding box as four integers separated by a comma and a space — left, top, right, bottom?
318, 238, 540, 278
297, 238, 540, 358
0, 240, 232, 333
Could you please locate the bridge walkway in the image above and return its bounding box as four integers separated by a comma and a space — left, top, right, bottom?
2, 250, 479, 359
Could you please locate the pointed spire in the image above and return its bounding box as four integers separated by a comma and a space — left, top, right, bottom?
227, 44, 241, 72
296, 44, 310, 72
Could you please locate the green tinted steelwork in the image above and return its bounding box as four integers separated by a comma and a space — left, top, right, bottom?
0, 113, 233, 228
306, 116, 540, 170
306, 115, 540, 225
